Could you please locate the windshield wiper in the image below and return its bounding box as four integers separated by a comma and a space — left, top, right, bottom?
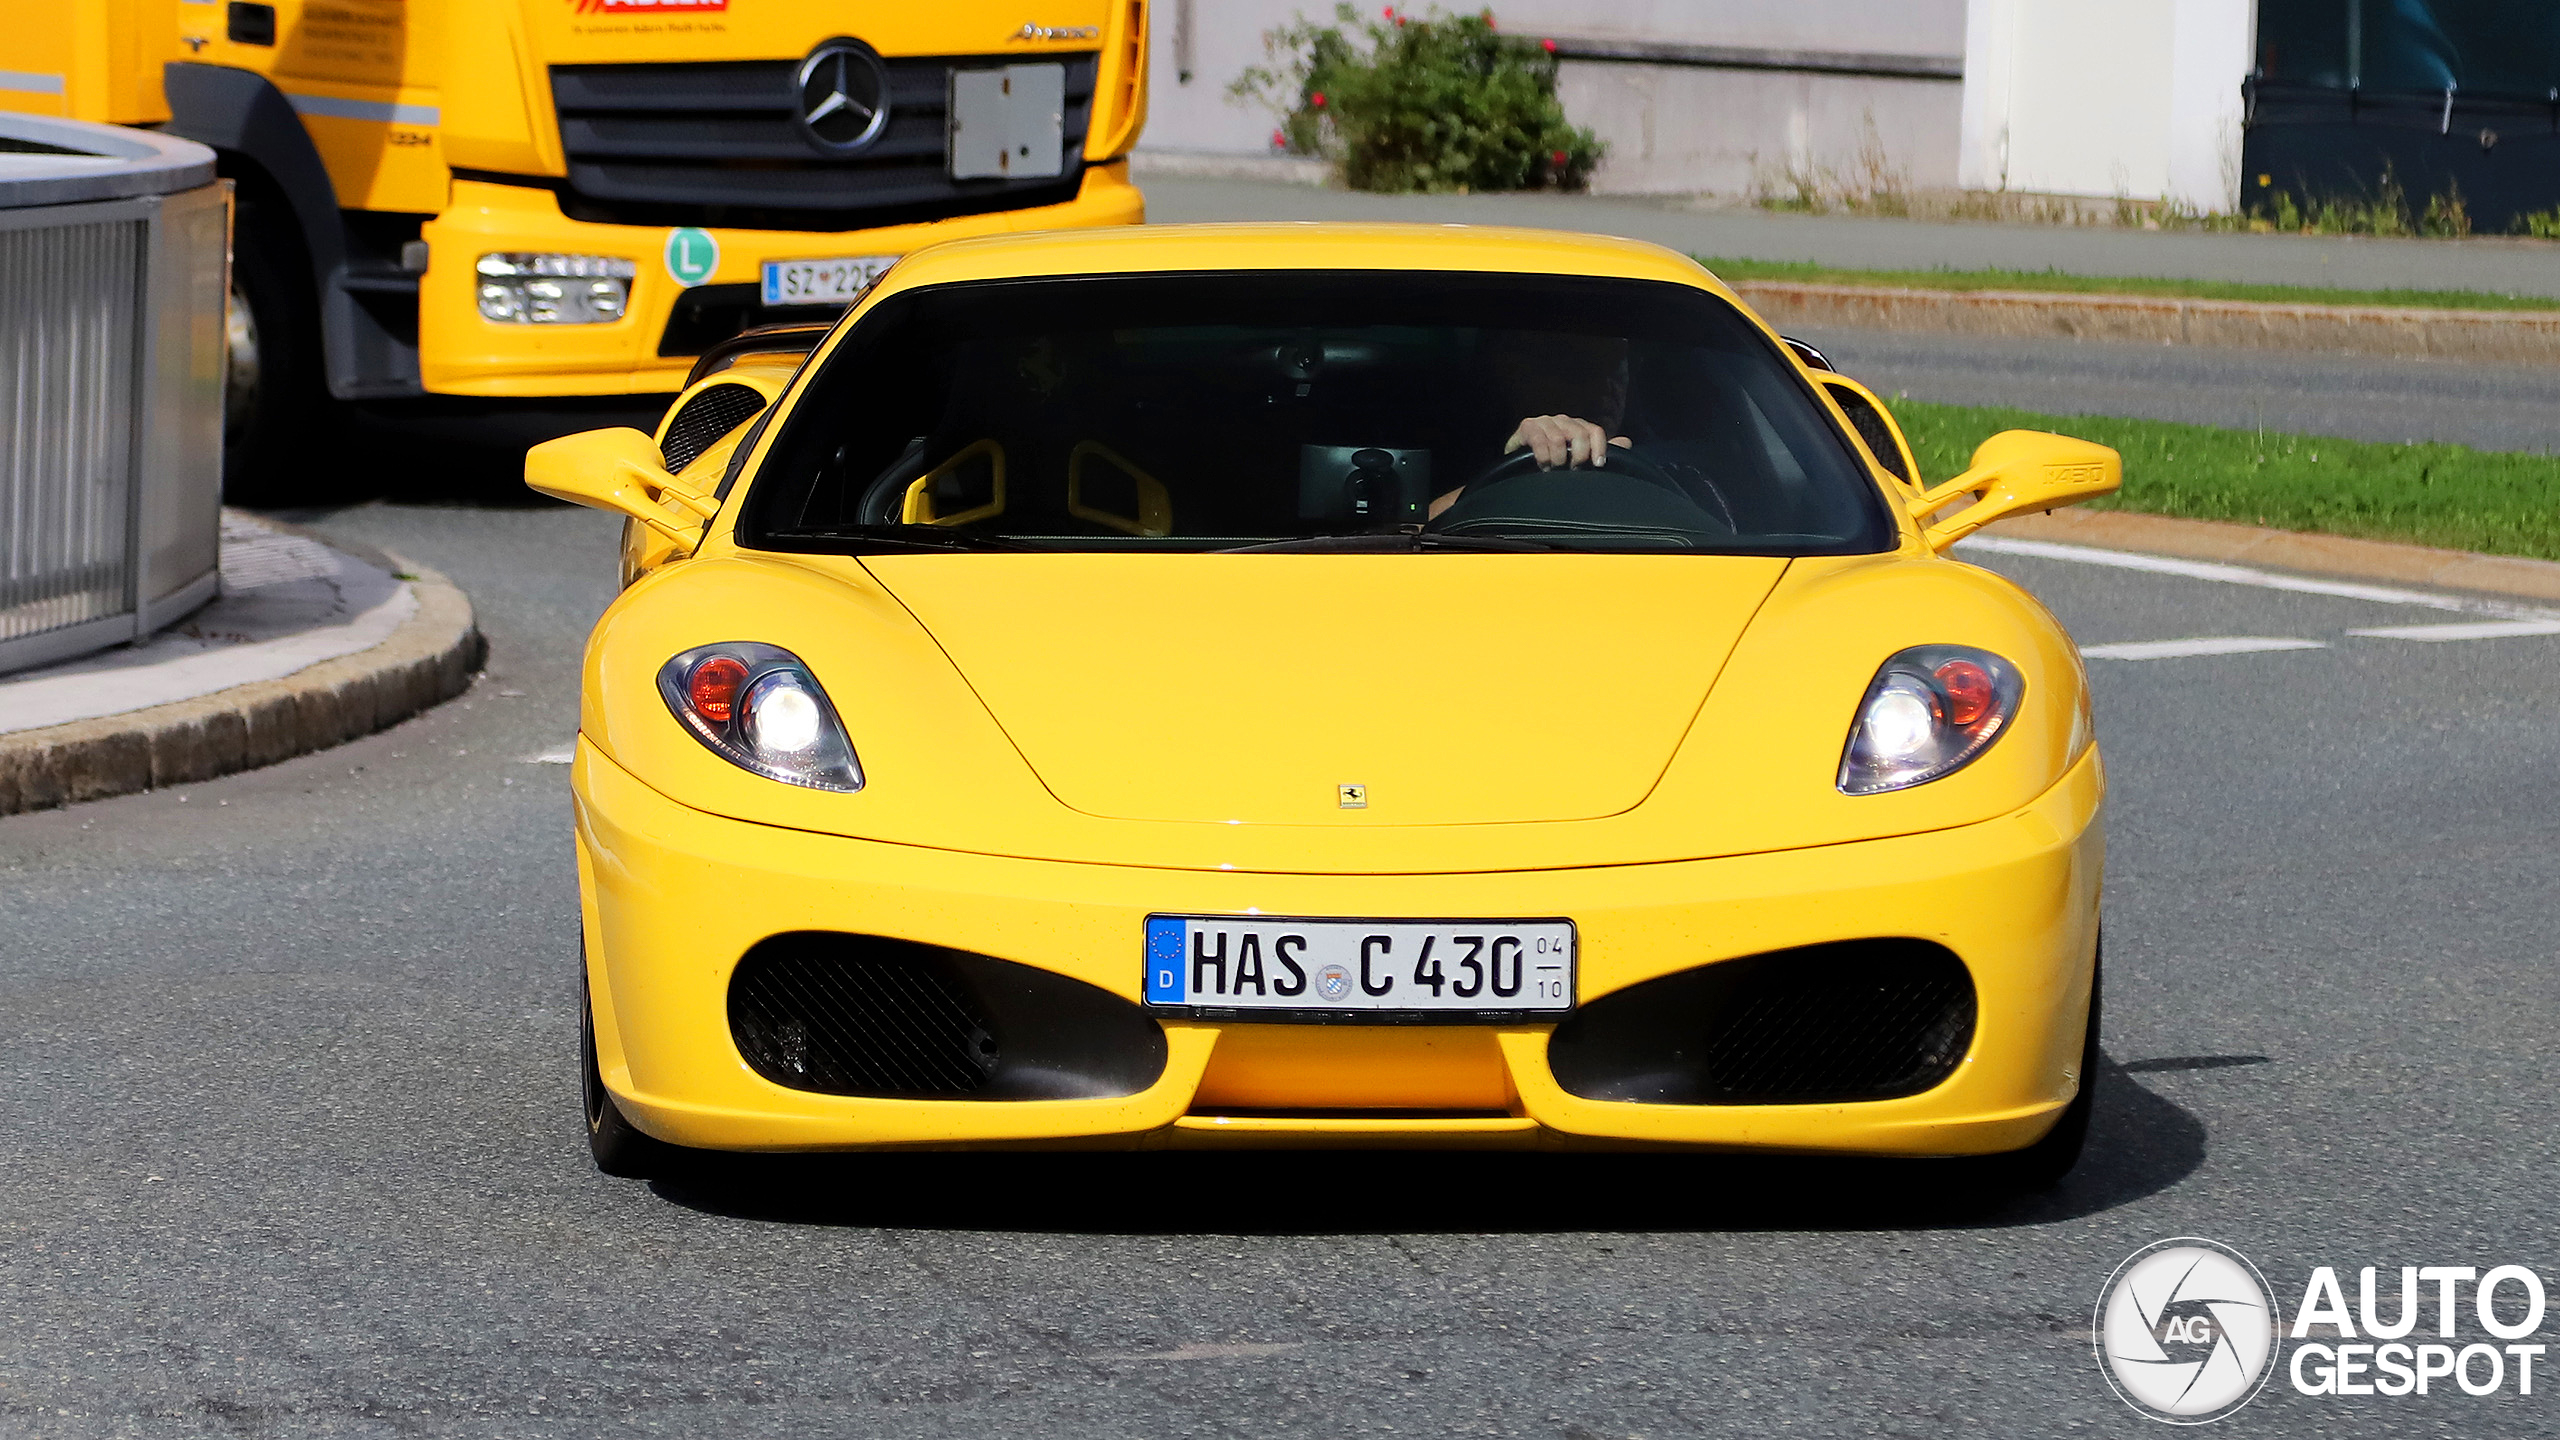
1218, 530, 1553, 554
1411, 531, 1553, 552
809, 528, 1047, 554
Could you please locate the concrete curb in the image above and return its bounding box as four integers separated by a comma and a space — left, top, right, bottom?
0, 556, 483, 815
1984, 507, 2560, 604
1732, 280, 2560, 366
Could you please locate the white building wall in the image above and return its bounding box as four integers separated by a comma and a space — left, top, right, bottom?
1959, 0, 2253, 210
1553, 66, 1962, 195
1144, 0, 1966, 197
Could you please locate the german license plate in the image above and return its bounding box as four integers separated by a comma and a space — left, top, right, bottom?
759, 255, 896, 308
1143, 915, 1574, 1018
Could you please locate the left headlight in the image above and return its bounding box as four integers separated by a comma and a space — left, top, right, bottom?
1837, 645, 2022, 795
657, 643, 864, 792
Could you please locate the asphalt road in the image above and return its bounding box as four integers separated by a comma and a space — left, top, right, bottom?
1804, 327, 2560, 455
1140, 172, 2560, 298
3, 459, 2557, 1435
1146, 171, 2560, 455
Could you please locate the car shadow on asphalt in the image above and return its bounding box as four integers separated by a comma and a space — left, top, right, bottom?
646, 1054, 2205, 1235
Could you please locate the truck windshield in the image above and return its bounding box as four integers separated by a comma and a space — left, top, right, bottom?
739, 271, 1893, 555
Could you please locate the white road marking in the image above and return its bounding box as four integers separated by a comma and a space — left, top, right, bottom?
2080, 637, 2329, 661
523, 746, 576, 764
2346, 619, 2560, 641
1959, 535, 2560, 621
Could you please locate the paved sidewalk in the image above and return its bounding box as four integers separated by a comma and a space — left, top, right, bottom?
1, 514, 411, 735
0, 511, 479, 812
1136, 170, 2560, 298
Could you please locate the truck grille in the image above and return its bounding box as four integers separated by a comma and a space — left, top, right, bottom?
548, 54, 1097, 232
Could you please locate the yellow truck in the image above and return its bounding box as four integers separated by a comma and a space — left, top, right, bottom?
4, 1, 1149, 492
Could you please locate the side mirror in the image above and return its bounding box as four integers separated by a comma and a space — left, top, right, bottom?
1909, 429, 2120, 552
525, 427, 717, 548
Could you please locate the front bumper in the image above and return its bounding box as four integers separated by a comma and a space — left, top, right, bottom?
576, 739, 2103, 1154
415, 163, 1145, 398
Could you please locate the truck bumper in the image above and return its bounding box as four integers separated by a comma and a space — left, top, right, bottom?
415, 162, 1145, 397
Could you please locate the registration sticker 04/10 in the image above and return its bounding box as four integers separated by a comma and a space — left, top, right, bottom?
1143, 914, 1575, 1020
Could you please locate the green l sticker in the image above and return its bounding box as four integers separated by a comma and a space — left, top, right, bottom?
664, 228, 719, 288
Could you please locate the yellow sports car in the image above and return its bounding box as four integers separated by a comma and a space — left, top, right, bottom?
529, 223, 2118, 1185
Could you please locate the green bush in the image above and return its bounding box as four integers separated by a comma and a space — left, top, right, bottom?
2241, 165, 2474, 237
1233, 4, 1603, 193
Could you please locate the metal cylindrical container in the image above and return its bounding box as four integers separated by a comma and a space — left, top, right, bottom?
0, 114, 226, 676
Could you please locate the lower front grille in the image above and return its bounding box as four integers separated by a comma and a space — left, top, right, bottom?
730, 938, 998, 1096
725, 933, 1170, 1101
658, 286, 846, 359
1547, 940, 1976, 1105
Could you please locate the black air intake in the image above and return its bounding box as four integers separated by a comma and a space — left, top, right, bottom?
659, 382, 768, 472
727, 933, 1167, 1100
1548, 940, 1975, 1104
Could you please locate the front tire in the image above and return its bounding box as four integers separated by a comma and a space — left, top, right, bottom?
582, 979, 688, 1179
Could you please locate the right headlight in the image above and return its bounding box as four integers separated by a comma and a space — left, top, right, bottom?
656, 642, 864, 792
1837, 644, 2023, 795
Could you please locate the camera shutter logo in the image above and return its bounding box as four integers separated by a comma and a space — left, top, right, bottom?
2096, 1238, 2282, 1424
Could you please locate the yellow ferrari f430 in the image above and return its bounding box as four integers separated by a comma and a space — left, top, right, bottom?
529, 224, 2118, 1185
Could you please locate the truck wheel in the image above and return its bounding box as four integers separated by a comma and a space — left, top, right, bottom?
223, 196, 327, 505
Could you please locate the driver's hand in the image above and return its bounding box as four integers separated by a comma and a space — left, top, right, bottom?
1505, 415, 1631, 470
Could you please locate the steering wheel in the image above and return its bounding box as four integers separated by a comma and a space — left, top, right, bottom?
1432, 443, 1734, 535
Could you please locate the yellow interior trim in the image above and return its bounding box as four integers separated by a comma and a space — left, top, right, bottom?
901, 438, 1008, 527
1066, 440, 1173, 536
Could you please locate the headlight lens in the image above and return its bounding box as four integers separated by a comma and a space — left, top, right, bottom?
475, 252, 634, 325
1838, 645, 2023, 795
656, 643, 863, 792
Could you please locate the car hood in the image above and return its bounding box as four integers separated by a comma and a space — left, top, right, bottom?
860, 553, 1790, 827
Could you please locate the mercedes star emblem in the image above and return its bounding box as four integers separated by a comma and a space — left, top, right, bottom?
794, 42, 890, 153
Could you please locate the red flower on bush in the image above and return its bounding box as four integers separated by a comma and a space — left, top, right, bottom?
1551, 149, 1568, 167
1310, 91, 1327, 108
1271, 128, 1288, 147
1541, 37, 1556, 52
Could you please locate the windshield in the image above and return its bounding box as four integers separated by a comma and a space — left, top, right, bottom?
739, 271, 1893, 555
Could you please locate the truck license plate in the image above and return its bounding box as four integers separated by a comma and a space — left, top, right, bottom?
760, 255, 896, 308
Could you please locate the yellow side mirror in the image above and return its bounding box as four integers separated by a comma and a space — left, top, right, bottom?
525, 427, 716, 548
1909, 429, 2121, 552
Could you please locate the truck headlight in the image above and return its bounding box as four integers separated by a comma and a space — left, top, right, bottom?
475, 253, 635, 324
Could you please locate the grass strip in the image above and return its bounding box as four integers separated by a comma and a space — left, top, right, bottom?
1703, 256, 2560, 314
1887, 399, 2560, 560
